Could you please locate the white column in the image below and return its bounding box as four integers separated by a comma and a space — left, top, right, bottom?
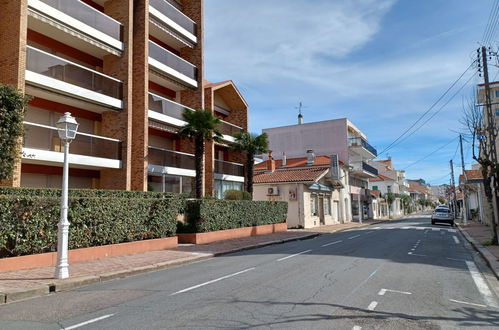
55, 140, 70, 279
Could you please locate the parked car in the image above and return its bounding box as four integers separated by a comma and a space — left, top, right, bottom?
431, 207, 454, 226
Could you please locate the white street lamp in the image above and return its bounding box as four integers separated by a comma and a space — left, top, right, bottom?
54, 112, 79, 279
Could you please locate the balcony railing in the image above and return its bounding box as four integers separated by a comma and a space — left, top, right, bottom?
149, 41, 197, 81
149, 0, 196, 36
38, 0, 122, 40
218, 120, 244, 137
26, 46, 123, 99
148, 92, 194, 121
362, 162, 378, 177
23, 122, 121, 160
348, 137, 377, 157
148, 147, 195, 170
215, 159, 244, 177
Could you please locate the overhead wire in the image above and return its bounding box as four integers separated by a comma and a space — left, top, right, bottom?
483, 0, 499, 45
401, 137, 459, 171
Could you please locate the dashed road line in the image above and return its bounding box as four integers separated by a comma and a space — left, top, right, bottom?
321, 240, 342, 247
277, 250, 312, 262
432, 228, 440, 231
378, 288, 412, 296
348, 235, 361, 240
367, 301, 378, 311
352, 326, 362, 330
171, 267, 255, 295
449, 299, 487, 308
453, 235, 460, 244
408, 252, 427, 257
64, 314, 114, 330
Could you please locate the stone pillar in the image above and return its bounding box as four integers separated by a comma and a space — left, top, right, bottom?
130, 0, 149, 191
100, 0, 134, 190
0, 0, 28, 187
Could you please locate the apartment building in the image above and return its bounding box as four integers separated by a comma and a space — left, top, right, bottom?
262, 118, 378, 221
0, 0, 247, 196
476, 81, 499, 157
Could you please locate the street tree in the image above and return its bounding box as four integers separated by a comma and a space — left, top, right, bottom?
0, 85, 29, 182
178, 109, 222, 199
230, 132, 269, 196
385, 192, 395, 218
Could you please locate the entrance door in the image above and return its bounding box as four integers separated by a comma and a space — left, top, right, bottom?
319, 196, 325, 225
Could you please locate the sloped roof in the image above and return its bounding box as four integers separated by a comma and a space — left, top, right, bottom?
371, 190, 382, 197
254, 166, 329, 184
408, 181, 428, 194
369, 174, 395, 182
255, 155, 333, 170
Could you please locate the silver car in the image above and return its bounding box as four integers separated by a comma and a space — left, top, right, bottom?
431, 207, 454, 226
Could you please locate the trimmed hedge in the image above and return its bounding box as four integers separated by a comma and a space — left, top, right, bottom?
0, 187, 169, 198
180, 199, 287, 233
0, 194, 183, 258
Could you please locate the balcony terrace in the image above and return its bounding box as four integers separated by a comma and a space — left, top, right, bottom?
149, 0, 197, 47
148, 147, 196, 178
348, 137, 377, 158
350, 161, 378, 178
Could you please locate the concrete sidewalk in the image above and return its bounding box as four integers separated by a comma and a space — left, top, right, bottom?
0, 220, 384, 304
458, 220, 499, 279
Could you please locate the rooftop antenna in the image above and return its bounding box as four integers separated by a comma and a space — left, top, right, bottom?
296, 102, 306, 124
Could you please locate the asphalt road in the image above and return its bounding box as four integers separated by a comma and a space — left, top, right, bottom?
1, 214, 498, 329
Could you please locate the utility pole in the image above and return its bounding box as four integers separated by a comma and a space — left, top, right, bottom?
460, 134, 468, 225
450, 159, 458, 216
480, 46, 499, 244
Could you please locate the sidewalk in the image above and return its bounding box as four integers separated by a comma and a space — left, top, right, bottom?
0, 220, 382, 304
458, 220, 499, 279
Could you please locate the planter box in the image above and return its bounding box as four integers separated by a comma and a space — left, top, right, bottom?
0, 236, 178, 273
178, 222, 287, 244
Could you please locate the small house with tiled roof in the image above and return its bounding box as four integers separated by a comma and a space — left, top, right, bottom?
253, 152, 350, 229
458, 165, 492, 223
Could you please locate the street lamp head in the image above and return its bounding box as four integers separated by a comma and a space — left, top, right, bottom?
56, 112, 79, 141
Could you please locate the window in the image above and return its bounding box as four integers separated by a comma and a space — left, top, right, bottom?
372, 185, 378, 191
215, 179, 244, 199
310, 195, 318, 216
387, 185, 392, 193
495, 90, 499, 98
324, 197, 331, 216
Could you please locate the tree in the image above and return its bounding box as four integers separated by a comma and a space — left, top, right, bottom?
461, 95, 498, 245
230, 132, 269, 196
385, 192, 395, 218
0, 85, 29, 181
398, 194, 412, 214
177, 109, 222, 199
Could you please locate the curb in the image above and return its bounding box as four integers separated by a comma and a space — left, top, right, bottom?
457, 224, 499, 279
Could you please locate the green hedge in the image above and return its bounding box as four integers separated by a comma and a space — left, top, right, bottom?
180, 199, 287, 233
0, 187, 171, 198
0, 194, 183, 258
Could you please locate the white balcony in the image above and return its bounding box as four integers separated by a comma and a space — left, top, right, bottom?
214, 160, 244, 183
350, 161, 378, 178
147, 147, 196, 177
25, 46, 123, 113
27, 0, 124, 57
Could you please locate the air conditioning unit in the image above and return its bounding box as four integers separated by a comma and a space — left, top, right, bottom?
267, 187, 280, 196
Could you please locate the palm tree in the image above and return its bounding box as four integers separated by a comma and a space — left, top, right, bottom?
230, 132, 269, 196
177, 109, 222, 198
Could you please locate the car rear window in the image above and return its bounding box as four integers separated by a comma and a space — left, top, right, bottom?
435, 208, 450, 213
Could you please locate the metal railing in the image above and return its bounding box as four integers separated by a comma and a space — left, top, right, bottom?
215, 159, 244, 177
148, 92, 194, 121
348, 137, 377, 157
23, 122, 122, 160
149, 0, 196, 36
218, 120, 243, 137
27, 46, 123, 99
148, 147, 195, 170
362, 162, 378, 176
38, 0, 122, 40
148, 41, 197, 81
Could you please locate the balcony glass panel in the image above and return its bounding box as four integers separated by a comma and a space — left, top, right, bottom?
218, 120, 243, 137
38, 0, 122, 40
23, 122, 121, 160
148, 93, 194, 121
215, 160, 244, 177
26, 47, 123, 99
362, 162, 378, 176
149, 41, 197, 81
148, 147, 195, 170
348, 137, 377, 157
149, 0, 196, 36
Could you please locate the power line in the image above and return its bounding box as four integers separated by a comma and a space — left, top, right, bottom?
402, 137, 459, 170
428, 173, 451, 185
381, 68, 477, 155
378, 62, 476, 157
483, 0, 499, 45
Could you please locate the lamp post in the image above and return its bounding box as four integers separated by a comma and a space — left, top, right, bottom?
54, 112, 79, 279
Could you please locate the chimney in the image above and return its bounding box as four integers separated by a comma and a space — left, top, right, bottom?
298, 112, 303, 125
306, 149, 315, 165
282, 152, 287, 167
267, 151, 276, 172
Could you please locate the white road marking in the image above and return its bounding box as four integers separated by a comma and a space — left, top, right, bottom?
64, 314, 114, 330
277, 250, 312, 261
386, 227, 395, 229
448, 229, 457, 233
449, 299, 487, 308
378, 288, 412, 296
171, 268, 255, 295
432, 228, 440, 231
373, 227, 381, 230
365, 231, 373, 234
367, 301, 378, 311
402, 226, 410, 229
453, 236, 460, 244
321, 240, 342, 247
465, 261, 498, 307
417, 227, 425, 230
352, 326, 362, 330
408, 252, 428, 257
348, 235, 361, 240
446, 257, 468, 262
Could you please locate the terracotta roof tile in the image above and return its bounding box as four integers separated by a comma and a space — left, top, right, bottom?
371, 190, 381, 197
369, 174, 394, 182
255, 155, 334, 170
254, 166, 329, 184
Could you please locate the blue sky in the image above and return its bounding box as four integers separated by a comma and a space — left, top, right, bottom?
204, 0, 495, 185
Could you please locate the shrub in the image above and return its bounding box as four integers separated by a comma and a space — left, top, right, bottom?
223, 190, 253, 200
0, 194, 184, 258
182, 199, 287, 233
0, 186, 170, 199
